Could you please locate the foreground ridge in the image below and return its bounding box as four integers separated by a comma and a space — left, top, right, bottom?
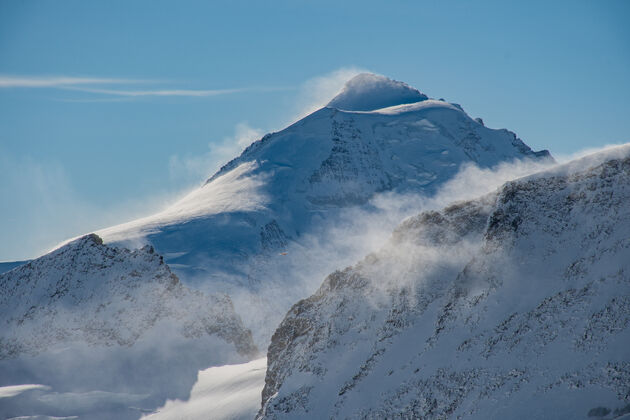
259, 145, 630, 419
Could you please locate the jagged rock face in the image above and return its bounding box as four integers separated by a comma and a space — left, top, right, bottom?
259, 148, 630, 419
0, 234, 258, 419
0, 234, 257, 358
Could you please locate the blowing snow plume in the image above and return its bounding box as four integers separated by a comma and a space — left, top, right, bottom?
327, 73, 428, 111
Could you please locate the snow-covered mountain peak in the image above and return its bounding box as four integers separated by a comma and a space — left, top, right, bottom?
81, 79, 553, 348
326, 73, 428, 111
49, 231, 104, 252
35, 75, 552, 352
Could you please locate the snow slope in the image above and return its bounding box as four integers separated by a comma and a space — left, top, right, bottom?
259, 144, 630, 419
141, 358, 267, 420
89, 73, 552, 346
0, 234, 257, 420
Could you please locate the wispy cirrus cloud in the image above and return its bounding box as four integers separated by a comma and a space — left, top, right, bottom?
0, 74, 292, 98
0, 75, 140, 88
63, 86, 288, 97
68, 87, 242, 97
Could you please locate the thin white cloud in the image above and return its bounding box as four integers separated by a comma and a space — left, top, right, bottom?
67, 85, 292, 97
65, 86, 245, 97
0, 74, 293, 98
0, 75, 139, 88
53, 97, 141, 103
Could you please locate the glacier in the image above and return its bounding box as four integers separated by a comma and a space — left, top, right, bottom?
141, 358, 267, 420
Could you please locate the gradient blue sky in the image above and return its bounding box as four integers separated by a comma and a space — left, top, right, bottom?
1, 0, 629, 260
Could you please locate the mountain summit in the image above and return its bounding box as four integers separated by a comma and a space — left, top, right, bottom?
57, 74, 551, 346
327, 73, 429, 111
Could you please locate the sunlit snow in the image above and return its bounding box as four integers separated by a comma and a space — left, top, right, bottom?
142, 358, 266, 420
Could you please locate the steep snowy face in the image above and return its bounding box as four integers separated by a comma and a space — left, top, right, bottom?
100, 88, 551, 281
259, 145, 630, 419
0, 234, 257, 420
326, 73, 428, 111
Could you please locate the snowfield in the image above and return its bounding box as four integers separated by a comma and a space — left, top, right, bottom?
0, 384, 50, 399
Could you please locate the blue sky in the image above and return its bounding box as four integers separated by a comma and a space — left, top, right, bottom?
1, 0, 629, 260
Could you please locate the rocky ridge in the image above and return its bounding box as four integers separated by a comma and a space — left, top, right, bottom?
259, 145, 630, 419
0, 233, 257, 359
